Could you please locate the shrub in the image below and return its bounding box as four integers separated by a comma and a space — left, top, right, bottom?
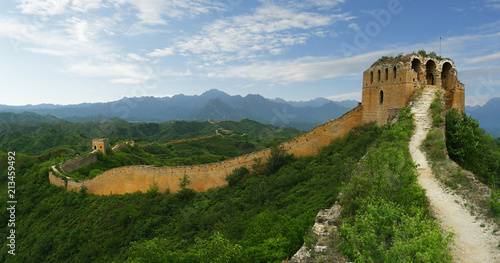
340, 198, 452, 262
226, 167, 250, 187
423, 129, 447, 161
265, 145, 296, 175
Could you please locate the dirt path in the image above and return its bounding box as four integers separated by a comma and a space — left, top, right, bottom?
409, 86, 500, 262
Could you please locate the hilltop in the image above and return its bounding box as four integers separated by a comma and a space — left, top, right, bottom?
0, 113, 301, 156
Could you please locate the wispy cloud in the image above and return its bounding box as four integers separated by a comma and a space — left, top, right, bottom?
114, 0, 224, 25
71, 0, 105, 13
486, 0, 500, 9
66, 60, 155, 85
326, 91, 361, 101
169, 3, 353, 62
16, 0, 71, 16
109, 78, 143, 84
466, 52, 500, 64
208, 51, 387, 83
148, 47, 175, 57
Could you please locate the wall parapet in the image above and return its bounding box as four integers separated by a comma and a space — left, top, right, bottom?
60, 151, 98, 173
49, 105, 364, 195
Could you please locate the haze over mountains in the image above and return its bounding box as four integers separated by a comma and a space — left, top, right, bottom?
0, 89, 359, 131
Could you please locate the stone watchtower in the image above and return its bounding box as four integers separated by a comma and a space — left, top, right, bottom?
92, 138, 109, 154
361, 53, 465, 125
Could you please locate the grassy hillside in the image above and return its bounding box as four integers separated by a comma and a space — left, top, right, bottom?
424, 95, 500, 223
0, 117, 301, 156
0, 108, 452, 262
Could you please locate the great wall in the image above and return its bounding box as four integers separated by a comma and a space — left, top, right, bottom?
49, 53, 465, 195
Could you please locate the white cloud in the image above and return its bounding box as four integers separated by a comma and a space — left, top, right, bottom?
164, 69, 192, 76
466, 52, 500, 64
348, 23, 359, 30
210, 51, 387, 83
172, 4, 350, 62
114, 0, 223, 25
65, 17, 92, 43
22, 47, 73, 56
486, 0, 500, 9
326, 91, 361, 101
110, 78, 143, 84
16, 0, 71, 15
148, 47, 175, 57
279, 0, 345, 10
126, 53, 149, 61
66, 60, 149, 80
307, 0, 345, 8
71, 0, 104, 12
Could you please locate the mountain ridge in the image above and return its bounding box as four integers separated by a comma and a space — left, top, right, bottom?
465, 97, 500, 137
0, 89, 358, 131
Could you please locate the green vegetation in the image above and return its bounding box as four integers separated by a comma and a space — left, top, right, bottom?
414, 49, 442, 59
430, 90, 445, 127
376, 50, 442, 65
423, 91, 500, 223
339, 108, 452, 262
446, 109, 500, 186
0, 118, 301, 156
445, 109, 500, 219
376, 52, 404, 63
0, 108, 453, 262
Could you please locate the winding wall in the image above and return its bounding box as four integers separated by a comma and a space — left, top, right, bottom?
51, 105, 364, 195
60, 151, 98, 173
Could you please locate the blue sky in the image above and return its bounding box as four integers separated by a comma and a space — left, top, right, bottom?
1, 0, 499, 106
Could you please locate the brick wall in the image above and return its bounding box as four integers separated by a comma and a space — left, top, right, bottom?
60, 151, 98, 173
48, 171, 66, 188
53, 105, 364, 195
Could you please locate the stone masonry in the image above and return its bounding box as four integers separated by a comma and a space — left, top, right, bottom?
362, 53, 464, 125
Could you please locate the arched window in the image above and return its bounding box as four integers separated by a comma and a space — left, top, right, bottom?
441, 62, 452, 89
411, 58, 421, 81
426, 60, 437, 85
379, 90, 384, 104
393, 66, 397, 79
377, 70, 381, 82
370, 71, 373, 83
385, 68, 388, 80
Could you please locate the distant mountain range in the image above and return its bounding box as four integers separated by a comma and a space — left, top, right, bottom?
465, 97, 500, 137
0, 89, 360, 131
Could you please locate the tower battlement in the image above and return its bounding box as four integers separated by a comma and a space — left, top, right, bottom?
92, 138, 109, 154
361, 53, 465, 124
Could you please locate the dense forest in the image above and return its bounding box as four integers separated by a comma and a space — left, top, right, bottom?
0, 108, 460, 262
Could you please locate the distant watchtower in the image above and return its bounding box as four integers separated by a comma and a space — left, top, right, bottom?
361, 53, 465, 125
92, 138, 109, 154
